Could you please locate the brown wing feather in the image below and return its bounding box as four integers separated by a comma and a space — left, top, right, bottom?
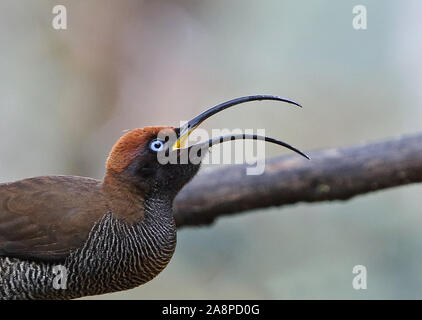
0, 175, 107, 262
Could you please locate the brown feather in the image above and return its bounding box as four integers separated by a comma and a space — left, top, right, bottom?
106, 126, 174, 173
0, 176, 107, 261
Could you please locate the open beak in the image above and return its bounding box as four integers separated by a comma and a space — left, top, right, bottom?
172, 95, 310, 160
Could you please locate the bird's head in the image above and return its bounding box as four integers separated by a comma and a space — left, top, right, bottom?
105, 95, 310, 198
105, 126, 200, 196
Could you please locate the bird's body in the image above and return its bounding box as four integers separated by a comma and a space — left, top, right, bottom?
0, 95, 309, 299
0, 175, 177, 299
0, 127, 194, 299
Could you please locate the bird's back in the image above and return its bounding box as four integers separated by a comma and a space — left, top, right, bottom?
0, 175, 106, 261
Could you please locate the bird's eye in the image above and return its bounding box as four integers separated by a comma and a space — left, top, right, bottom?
149, 139, 165, 152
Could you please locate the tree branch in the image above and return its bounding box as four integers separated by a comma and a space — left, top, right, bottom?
173, 133, 422, 228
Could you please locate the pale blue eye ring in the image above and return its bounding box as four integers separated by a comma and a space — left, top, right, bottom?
150, 139, 165, 152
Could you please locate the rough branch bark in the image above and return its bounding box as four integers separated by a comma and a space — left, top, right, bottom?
173, 133, 422, 228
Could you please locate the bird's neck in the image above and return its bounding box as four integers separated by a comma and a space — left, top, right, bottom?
102, 171, 147, 223
101, 171, 175, 224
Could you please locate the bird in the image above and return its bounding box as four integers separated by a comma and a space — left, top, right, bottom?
0, 95, 309, 300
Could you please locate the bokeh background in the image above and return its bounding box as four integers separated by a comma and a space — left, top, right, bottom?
0, 0, 421, 299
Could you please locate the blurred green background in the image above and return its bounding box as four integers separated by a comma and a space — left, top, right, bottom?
0, 0, 421, 299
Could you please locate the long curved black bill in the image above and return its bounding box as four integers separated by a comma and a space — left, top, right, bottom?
189, 134, 310, 160
174, 95, 302, 149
